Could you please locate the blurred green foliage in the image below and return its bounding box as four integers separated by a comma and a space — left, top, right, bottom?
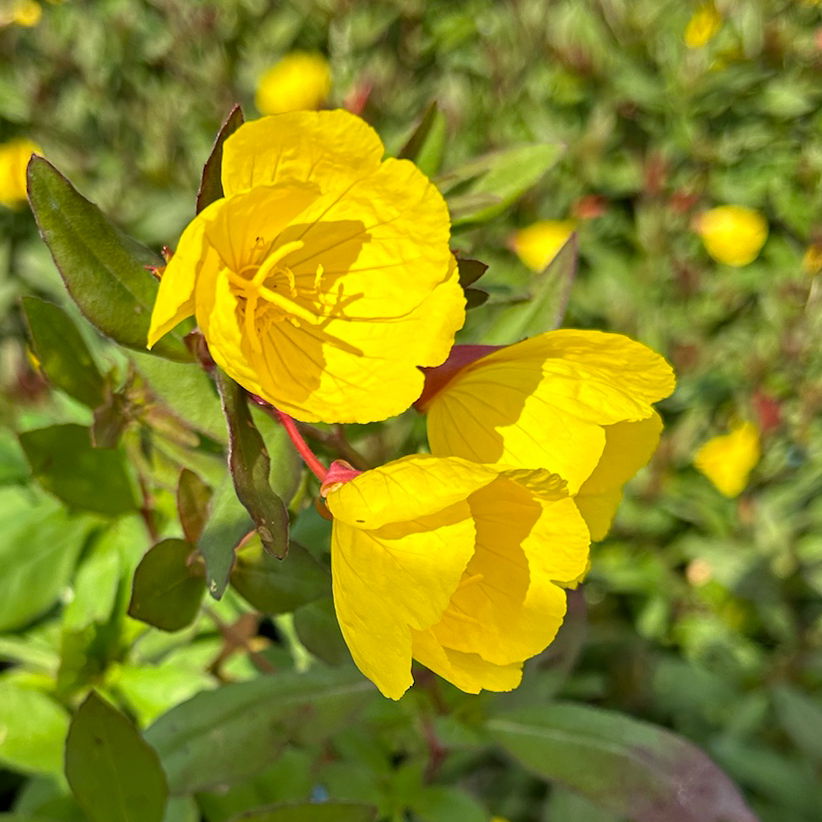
1, 1, 821, 821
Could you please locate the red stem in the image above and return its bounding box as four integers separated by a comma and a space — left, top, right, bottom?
251, 397, 327, 481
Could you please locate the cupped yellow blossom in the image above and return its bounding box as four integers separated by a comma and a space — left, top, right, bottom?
324, 455, 590, 699
0, 0, 42, 27
684, 3, 721, 49
696, 205, 768, 267
0, 138, 41, 208
510, 220, 576, 272
148, 109, 464, 424
255, 52, 331, 115
419, 330, 676, 540
694, 421, 760, 498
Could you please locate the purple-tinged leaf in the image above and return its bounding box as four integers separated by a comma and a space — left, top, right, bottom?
196, 104, 244, 214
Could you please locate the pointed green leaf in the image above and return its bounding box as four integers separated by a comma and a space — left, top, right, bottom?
177, 469, 213, 544
27, 156, 190, 362
128, 539, 205, 632
145, 669, 374, 794
442, 143, 564, 226
293, 598, 351, 667
65, 692, 168, 822
455, 257, 488, 288
397, 102, 446, 177
487, 703, 757, 822
229, 803, 377, 822
772, 685, 822, 764
19, 424, 140, 516
22, 296, 105, 408
216, 372, 289, 559
231, 538, 328, 614
197, 104, 244, 214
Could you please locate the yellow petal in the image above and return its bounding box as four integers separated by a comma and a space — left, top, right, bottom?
694, 421, 760, 498
147, 201, 223, 348
221, 110, 384, 199
0, 137, 41, 209
684, 3, 722, 48
510, 220, 576, 272
429, 475, 589, 666
575, 413, 663, 540
427, 330, 675, 492
329, 492, 476, 699
411, 629, 523, 694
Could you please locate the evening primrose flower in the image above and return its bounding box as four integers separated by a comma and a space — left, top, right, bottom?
694, 421, 760, 498
323, 455, 590, 699
0, 138, 41, 208
696, 205, 768, 267
510, 220, 576, 272
684, 3, 721, 49
417, 331, 676, 540
255, 52, 331, 115
148, 109, 464, 424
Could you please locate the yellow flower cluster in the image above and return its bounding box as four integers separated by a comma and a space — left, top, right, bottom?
149, 109, 675, 699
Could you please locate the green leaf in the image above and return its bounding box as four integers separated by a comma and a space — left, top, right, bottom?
0, 680, 69, 775
228, 803, 377, 822
231, 538, 328, 614
441, 143, 564, 226
196, 104, 244, 214
0, 487, 95, 632
293, 598, 351, 666
772, 685, 822, 764
65, 692, 168, 822
22, 296, 105, 408
397, 102, 447, 177
216, 373, 289, 559
177, 469, 213, 543
456, 257, 489, 288
27, 156, 190, 362
128, 539, 205, 632
482, 234, 577, 344
197, 475, 253, 600
487, 702, 758, 822
144, 668, 374, 794
411, 786, 487, 822
19, 423, 141, 516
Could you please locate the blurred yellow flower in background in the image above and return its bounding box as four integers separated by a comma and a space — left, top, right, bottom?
696, 205, 768, 266
148, 109, 464, 424
802, 243, 822, 276
0, 0, 42, 27
684, 3, 722, 48
0, 137, 41, 208
694, 421, 761, 497
510, 220, 576, 272
420, 330, 676, 540
324, 455, 590, 699
255, 52, 331, 115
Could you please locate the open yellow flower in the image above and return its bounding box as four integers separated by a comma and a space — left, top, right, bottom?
418, 330, 676, 540
0, 138, 41, 208
324, 455, 590, 699
510, 220, 576, 272
696, 205, 768, 267
255, 52, 331, 115
694, 421, 760, 498
148, 110, 464, 423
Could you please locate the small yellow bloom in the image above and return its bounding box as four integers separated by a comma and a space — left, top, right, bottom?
802, 244, 822, 276
0, 138, 41, 208
148, 110, 464, 423
0, 0, 42, 27
510, 220, 576, 272
255, 52, 331, 115
419, 331, 676, 540
684, 3, 722, 49
694, 421, 760, 498
696, 205, 768, 267
324, 455, 590, 699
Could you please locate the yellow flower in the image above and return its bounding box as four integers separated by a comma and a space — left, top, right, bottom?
696, 205, 768, 267
510, 220, 576, 272
694, 421, 760, 498
802, 244, 822, 276
255, 52, 331, 115
684, 3, 722, 49
418, 331, 676, 540
324, 455, 589, 699
0, 0, 42, 27
148, 110, 464, 424
0, 138, 41, 208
